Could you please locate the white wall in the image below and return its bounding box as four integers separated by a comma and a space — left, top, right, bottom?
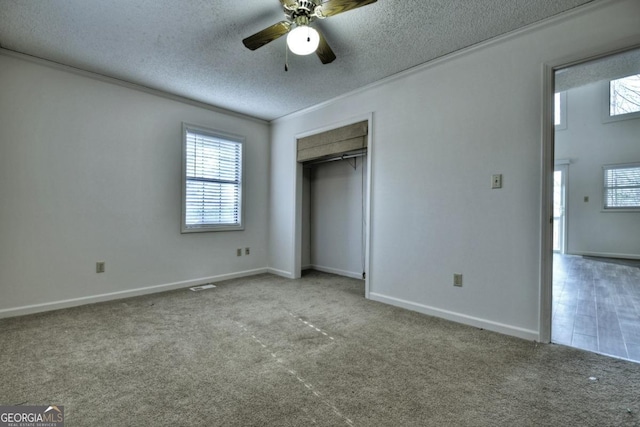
556, 81, 640, 258
269, 0, 640, 340
302, 157, 367, 279
0, 53, 270, 316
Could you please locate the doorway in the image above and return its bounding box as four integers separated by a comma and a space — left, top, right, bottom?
302, 153, 367, 279
548, 47, 640, 362
293, 115, 373, 297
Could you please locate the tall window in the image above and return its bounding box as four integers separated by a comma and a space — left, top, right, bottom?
555, 91, 567, 130
603, 163, 640, 210
607, 74, 640, 120
182, 124, 244, 232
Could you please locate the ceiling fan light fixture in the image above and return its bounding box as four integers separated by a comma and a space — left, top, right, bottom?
286, 25, 320, 56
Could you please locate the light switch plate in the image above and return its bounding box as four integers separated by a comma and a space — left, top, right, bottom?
492, 174, 502, 189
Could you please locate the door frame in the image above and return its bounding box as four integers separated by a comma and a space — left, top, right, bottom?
539, 42, 640, 343
292, 113, 374, 298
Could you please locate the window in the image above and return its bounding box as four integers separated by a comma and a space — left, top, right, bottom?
182, 124, 244, 232
603, 163, 640, 210
554, 91, 567, 130
604, 74, 640, 122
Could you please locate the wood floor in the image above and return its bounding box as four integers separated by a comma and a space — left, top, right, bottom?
552, 254, 640, 362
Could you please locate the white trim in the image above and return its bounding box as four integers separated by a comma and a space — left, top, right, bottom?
305, 265, 364, 280
267, 267, 296, 279
272, 0, 621, 124
0, 48, 268, 125
369, 293, 539, 342
364, 113, 373, 298
294, 114, 371, 139
294, 148, 303, 279
571, 251, 640, 260
540, 63, 556, 344
0, 268, 268, 319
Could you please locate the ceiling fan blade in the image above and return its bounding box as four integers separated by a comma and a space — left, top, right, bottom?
242, 21, 292, 51
319, 0, 377, 17
316, 29, 336, 64
279, 0, 297, 7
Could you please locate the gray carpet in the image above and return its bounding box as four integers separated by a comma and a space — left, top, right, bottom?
1, 271, 639, 426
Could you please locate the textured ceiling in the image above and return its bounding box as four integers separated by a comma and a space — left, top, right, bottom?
0, 0, 596, 121
556, 48, 640, 92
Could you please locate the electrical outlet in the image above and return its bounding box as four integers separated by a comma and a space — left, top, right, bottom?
245, 247, 250, 255
96, 261, 105, 273
236, 248, 242, 257
491, 174, 502, 189
453, 273, 463, 287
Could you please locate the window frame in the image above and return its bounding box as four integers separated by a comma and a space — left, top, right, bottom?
181, 123, 245, 233
602, 162, 640, 212
601, 74, 640, 123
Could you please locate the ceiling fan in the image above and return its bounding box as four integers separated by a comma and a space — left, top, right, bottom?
242, 0, 377, 65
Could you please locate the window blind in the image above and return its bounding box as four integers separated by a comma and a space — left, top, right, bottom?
604, 164, 640, 209
183, 126, 243, 231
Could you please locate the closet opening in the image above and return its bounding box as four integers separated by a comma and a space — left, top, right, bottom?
293, 117, 372, 297
302, 148, 368, 280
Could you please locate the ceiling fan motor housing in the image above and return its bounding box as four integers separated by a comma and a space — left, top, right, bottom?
288, 0, 324, 23
296, 1, 317, 13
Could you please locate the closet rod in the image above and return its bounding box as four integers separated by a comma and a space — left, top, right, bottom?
304, 150, 367, 166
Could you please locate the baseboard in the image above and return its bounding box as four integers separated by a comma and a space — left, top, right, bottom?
306, 265, 364, 280
570, 251, 640, 260
369, 292, 539, 342
266, 267, 295, 279
0, 268, 268, 319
